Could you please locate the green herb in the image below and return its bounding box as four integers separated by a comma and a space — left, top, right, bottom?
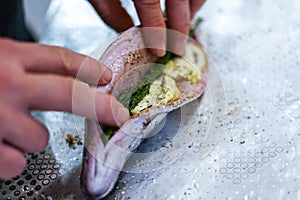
129, 65, 164, 111
128, 83, 151, 111
102, 126, 118, 143
117, 89, 132, 109
189, 17, 203, 36
117, 66, 163, 110
156, 51, 175, 64
117, 64, 164, 113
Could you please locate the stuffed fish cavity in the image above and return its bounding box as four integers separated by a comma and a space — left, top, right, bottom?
81, 26, 207, 199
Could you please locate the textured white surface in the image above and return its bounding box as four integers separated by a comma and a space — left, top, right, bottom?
23, 0, 50, 38
1, 0, 300, 199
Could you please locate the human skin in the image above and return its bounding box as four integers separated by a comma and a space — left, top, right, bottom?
0, 0, 206, 179
0, 39, 129, 179
89, 0, 205, 56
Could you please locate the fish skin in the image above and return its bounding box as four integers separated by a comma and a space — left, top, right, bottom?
82, 113, 167, 199
81, 27, 207, 199
96, 27, 156, 94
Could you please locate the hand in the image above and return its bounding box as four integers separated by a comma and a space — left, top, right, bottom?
89, 0, 205, 56
0, 39, 129, 179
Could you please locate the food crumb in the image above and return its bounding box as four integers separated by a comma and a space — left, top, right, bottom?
66, 133, 82, 149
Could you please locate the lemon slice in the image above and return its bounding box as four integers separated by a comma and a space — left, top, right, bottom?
163, 42, 206, 83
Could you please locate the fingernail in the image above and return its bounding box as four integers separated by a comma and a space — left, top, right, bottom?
143, 28, 166, 57
117, 107, 129, 125
151, 48, 166, 57
173, 40, 186, 56
102, 69, 112, 83
156, 33, 167, 57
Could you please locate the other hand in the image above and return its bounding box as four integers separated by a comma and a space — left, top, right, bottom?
89, 0, 205, 56
0, 39, 129, 179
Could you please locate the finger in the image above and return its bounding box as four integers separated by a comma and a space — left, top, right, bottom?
24, 74, 129, 126
89, 0, 134, 32
0, 144, 26, 179
10, 40, 112, 86
190, 0, 205, 19
1, 110, 49, 153
134, 0, 166, 56
166, 0, 190, 55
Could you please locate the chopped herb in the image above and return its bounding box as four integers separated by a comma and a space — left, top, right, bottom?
117, 64, 164, 113
156, 51, 175, 64
117, 89, 132, 109
102, 126, 118, 142
128, 83, 151, 111
189, 17, 203, 36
